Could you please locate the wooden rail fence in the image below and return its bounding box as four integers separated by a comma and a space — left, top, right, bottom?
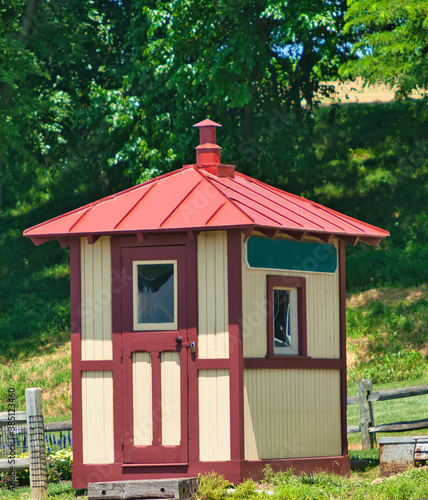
347, 379, 428, 449
0, 388, 72, 499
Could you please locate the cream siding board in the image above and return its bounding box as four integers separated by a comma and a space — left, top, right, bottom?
80, 237, 112, 360
161, 352, 181, 446
242, 238, 340, 359
82, 371, 114, 464
197, 232, 229, 359
133, 352, 152, 446
244, 369, 341, 460
199, 370, 231, 461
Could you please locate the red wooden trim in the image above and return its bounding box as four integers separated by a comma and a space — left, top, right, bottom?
80, 360, 113, 371
58, 237, 70, 248
283, 230, 306, 241
122, 463, 189, 468
266, 275, 307, 357
111, 237, 125, 464
244, 357, 343, 370
256, 227, 279, 239
72, 454, 350, 490
28, 236, 55, 246
86, 234, 100, 245
227, 231, 244, 465
70, 238, 83, 466
241, 456, 350, 481
339, 235, 359, 246
195, 359, 229, 370
186, 239, 199, 464
339, 240, 349, 457
72, 461, 242, 489
111, 233, 190, 250
359, 236, 382, 246
314, 233, 334, 244
151, 352, 162, 446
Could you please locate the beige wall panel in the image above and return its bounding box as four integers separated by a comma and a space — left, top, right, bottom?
243, 369, 341, 460
199, 370, 231, 461
161, 352, 181, 446
81, 237, 112, 360
133, 352, 152, 446
82, 371, 114, 464
242, 238, 340, 359
197, 232, 229, 359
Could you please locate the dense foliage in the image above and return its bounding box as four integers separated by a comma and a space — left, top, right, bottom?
341, 0, 428, 98
0, 2, 427, 387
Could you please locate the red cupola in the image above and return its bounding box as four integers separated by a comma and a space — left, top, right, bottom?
193, 118, 235, 178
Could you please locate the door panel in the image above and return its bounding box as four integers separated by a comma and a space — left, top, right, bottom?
132, 352, 152, 446
121, 245, 188, 464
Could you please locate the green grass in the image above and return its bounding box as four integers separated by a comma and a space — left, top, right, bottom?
346, 285, 428, 385
347, 375, 428, 446
0, 482, 86, 500
195, 468, 428, 500
0, 343, 71, 416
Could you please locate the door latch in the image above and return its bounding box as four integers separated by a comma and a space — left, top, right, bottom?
175, 337, 196, 353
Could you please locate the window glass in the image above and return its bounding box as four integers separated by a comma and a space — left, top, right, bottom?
273, 289, 291, 348
133, 261, 177, 330
273, 287, 298, 355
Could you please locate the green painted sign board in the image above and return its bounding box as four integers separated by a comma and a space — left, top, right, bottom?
246, 237, 337, 273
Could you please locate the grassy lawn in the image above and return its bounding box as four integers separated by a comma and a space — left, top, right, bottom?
2, 465, 428, 500
0, 482, 84, 500
347, 375, 428, 448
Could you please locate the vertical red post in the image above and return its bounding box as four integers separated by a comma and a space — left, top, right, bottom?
227, 231, 244, 474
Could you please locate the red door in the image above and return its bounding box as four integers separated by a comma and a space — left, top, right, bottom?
121, 245, 190, 464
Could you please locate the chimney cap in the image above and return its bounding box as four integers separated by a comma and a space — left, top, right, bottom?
193, 118, 222, 128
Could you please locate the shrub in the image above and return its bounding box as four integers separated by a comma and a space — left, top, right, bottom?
198, 472, 231, 500
48, 449, 72, 480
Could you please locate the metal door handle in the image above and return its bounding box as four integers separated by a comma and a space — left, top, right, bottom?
175, 337, 196, 352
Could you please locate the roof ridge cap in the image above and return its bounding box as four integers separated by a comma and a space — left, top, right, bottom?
194, 168, 255, 225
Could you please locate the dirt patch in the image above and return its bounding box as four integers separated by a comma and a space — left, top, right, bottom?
317, 78, 425, 105
347, 284, 427, 309
348, 442, 363, 451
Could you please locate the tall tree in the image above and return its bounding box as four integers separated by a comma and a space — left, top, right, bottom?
0, 0, 132, 214
104, 0, 351, 189
341, 0, 428, 97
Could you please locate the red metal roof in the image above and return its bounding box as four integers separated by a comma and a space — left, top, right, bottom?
24, 120, 389, 246
23, 164, 389, 246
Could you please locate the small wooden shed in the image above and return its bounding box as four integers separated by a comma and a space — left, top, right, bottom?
24, 119, 389, 488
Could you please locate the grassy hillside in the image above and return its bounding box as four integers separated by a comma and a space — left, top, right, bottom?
0, 98, 426, 415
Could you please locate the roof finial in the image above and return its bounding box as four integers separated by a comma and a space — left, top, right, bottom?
193, 119, 222, 165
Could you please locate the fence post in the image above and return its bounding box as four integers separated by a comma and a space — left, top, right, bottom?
25, 388, 47, 499
359, 378, 375, 450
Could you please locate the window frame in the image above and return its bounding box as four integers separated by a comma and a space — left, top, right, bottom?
266, 275, 307, 357
132, 259, 178, 331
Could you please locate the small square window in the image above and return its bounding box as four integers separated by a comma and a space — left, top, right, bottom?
273, 288, 298, 355
133, 260, 178, 331
267, 276, 307, 356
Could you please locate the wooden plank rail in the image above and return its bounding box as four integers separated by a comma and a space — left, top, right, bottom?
0, 457, 30, 471
368, 385, 428, 402
347, 380, 428, 449
0, 412, 72, 432
0, 411, 27, 424
347, 396, 359, 405
347, 425, 361, 434
44, 421, 72, 432
369, 418, 428, 434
